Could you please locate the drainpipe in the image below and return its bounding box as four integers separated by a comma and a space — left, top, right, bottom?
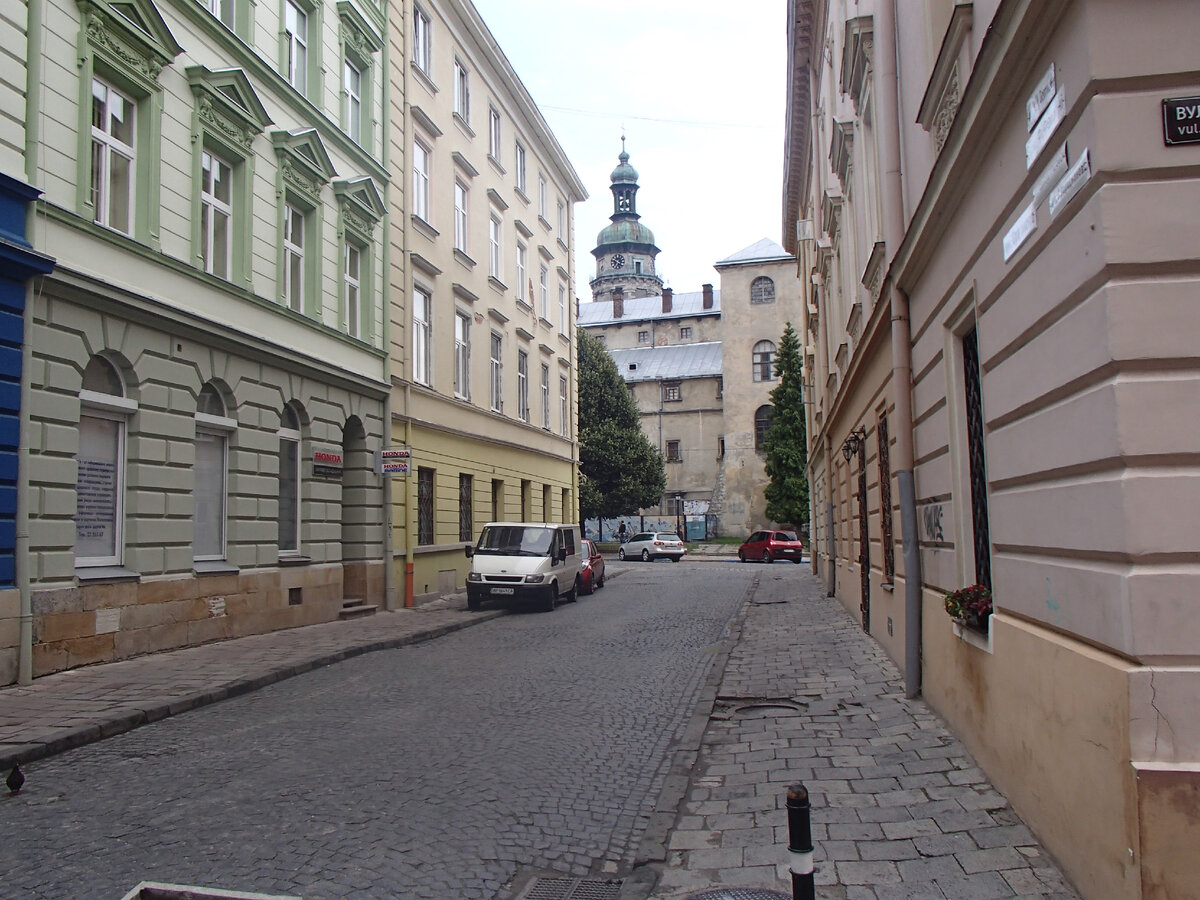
825, 435, 835, 598
379, 4, 398, 613
876, 0, 923, 698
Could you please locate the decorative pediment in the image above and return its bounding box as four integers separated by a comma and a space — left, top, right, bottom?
77, 0, 182, 87
334, 176, 384, 235
188, 66, 272, 152
820, 191, 843, 239
829, 120, 854, 189
272, 128, 337, 201
840, 16, 873, 111
860, 240, 886, 304
337, 0, 383, 64
917, 3, 973, 154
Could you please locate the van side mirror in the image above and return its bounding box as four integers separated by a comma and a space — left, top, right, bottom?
556, 547, 567, 563
465, 545, 474, 558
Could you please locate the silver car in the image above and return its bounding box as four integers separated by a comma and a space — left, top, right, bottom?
618, 531, 686, 562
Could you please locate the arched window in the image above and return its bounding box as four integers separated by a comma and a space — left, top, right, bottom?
755, 405, 775, 451
751, 276, 775, 304
77, 356, 137, 567
278, 404, 303, 554
195, 383, 236, 563
753, 340, 777, 382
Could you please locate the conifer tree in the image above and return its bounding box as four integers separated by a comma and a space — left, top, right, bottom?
763, 322, 810, 527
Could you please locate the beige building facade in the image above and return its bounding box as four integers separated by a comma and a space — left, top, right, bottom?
387, 0, 585, 603
786, 1, 1200, 896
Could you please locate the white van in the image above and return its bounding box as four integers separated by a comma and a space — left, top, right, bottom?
465, 522, 583, 612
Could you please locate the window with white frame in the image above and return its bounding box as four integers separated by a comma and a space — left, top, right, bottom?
204, 0, 236, 28
538, 174, 547, 219
664, 382, 682, 402
490, 331, 503, 412
489, 106, 501, 161
539, 264, 549, 319
200, 149, 232, 279
541, 363, 550, 429
558, 284, 567, 335
283, 203, 305, 312
194, 384, 235, 562
454, 309, 471, 399
557, 199, 565, 236
343, 241, 361, 338
90, 78, 135, 235
559, 376, 568, 436
453, 58, 470, 121
489, 212, 502, 278
413, 286, 431, 385
753, 339, 777, 382
517, 350, 530, 422
516, 242, 527, 302
413, 4, 431, 73
76, 356, 134, 568
284, 0, 308, 94
278, 404, 302, 554
454, 180, 468, 252
412, 139, 430, 222
343, 60, 361, 143
514, 141, 527, 194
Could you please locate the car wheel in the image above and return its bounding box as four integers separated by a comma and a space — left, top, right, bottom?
762, 550, 773, 564
671, 556, 680, 562
566, 577, 580, 602
738, 550, 746, 562
792, 560, 802, 565
618, 547, 626, 561
543, 585, 557, 612
641, 549, 650, 562
597, 570, 605, 588
583, 573, 595, 595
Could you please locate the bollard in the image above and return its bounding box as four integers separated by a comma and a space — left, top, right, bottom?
786, 783, 815, 900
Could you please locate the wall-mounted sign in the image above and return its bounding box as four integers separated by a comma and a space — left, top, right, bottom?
313, 448, 344, 478
1026, 64, 1057, 132
1163, 96, 1200, 145
376, 447, 412, 476
1003, 201, 1037, 262
1048, 149, 1091, 217
1026, 91, 1067, 169
1032, 143, 1069, 206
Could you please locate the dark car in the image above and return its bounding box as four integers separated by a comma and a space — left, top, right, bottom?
738, 530, 805, 564
581, 539, 606, 594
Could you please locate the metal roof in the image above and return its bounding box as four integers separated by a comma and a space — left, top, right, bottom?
578, 289, 721, 326
715, 237, 791, 267
608, 342, 723, 382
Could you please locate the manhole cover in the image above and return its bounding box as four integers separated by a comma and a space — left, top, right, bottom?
519, 876, 623, 900
687, 890, 791, 900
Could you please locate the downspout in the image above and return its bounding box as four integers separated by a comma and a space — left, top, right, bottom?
876, 0, 923, 698
379, 0, 399, 613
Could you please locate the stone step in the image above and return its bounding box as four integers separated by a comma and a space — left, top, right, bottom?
338, 599, 378, 620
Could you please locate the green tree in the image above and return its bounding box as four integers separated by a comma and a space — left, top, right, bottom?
577, 328, 666, 521
763, 322, 810, 527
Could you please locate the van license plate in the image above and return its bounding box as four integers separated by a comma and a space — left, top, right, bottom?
491, 587, 515, 595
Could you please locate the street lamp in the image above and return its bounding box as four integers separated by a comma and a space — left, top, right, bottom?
841, 426, 866, 462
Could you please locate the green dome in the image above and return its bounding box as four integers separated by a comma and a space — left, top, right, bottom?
610, 150, 638, 184
596, 218, 656, 247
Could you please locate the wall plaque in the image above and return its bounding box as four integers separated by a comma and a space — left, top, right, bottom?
1163, 96, 1200, 145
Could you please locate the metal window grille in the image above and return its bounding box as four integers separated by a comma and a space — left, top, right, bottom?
857, 438, 870, 632
878, 413, 894, 581
418, 467, 434, 545
962, 327, 992, 589
459, 473, 472, 542
750, 276, 775, 304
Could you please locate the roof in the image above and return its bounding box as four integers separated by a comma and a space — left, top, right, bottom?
608, 342, 723, 382
715, 237, 791, 267
578, 289, 721, 326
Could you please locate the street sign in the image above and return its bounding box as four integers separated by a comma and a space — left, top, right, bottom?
1163, 96, 1200, 145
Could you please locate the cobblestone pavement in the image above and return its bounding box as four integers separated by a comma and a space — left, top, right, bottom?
0, 565, 747, 899
644, 564, 1080, 900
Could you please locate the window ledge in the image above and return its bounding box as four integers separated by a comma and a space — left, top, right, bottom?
76, 565, 140, 584
488, 275, 508, 294
195, 560, 240, 576
278, 555, 313, 567
951, 617, 993, 653
538, 215, 552, 232
454, 248, 477, 269
557, 237, 569, 252
453, 112, 475, 139
414, 541, 473, 555
487, 155, 506, 176
411, 214, 440, 241
880, 581, 894, 593
411, 63, 439, 96
514, 186, 530, 206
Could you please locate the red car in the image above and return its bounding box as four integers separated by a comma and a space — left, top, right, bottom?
581, 539, 606, 593
738, 530, 805, 564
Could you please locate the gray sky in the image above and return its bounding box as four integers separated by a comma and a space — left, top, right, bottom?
469, 0, 788, 300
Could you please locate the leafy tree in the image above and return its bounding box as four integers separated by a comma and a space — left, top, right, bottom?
763, 322, 809, 527
577, 329, 666, 521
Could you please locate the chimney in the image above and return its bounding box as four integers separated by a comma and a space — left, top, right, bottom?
661, 287, 673, 314
613, 287, 624, 319
702, 283, 714, 309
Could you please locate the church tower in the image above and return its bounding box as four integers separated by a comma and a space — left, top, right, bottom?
590, 140, 663, 303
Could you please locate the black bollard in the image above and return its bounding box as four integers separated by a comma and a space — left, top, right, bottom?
786, 783, 814, 900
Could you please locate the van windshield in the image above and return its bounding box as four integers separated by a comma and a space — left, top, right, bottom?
475, 525, 555, 556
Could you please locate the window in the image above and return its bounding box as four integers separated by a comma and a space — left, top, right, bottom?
344, 242, 361, 338
76, 357, 134, 567
718, 436, 725, 458
514, 141, 527, 194
543, 487, 552, 523
751, 276, 776, 304
459, 473, 473, 542
516, 243, 527, 302
489, 212, 502, 278
284, 0, 308, 94
666, 440, 681, 461
418, 467, 434, 545
664, 382, 681, 402
490, 332, 503, 412
559, 284, 567, 335
453, 59, 470, 121
541, 363, 551, 429
283, 203, 305, 312
878, 413, 894, 582
343, 60, 361, 143
755, 405, 774, 451
278, 405, 302, 553
638, 330, 649, 344
90, 78, 135, 234
963, 327, 992, 588
413, 287, 431, 385
680, 326, 692, 340
557, 199, 565, 236
413, 5, 431, 73
538, 174, 547, 219
413, 140, 430, 222
454, 309, 471, 399
454, 180, 468, 252
634, 259, 643, 275
517, 350, 530, 422
753, 340, 777, 382
489, 107, 501, 161
204, 0, 235, 27
559, 376, 569, 436
491, 478, 503, 520
521, 479, 530, 520
716, 376, 724, 399
200, 150, 232, 279
539, 265, 549, 319
195, 384, 234, 562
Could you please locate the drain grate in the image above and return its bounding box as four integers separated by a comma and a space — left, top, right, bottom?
687, 890, 791, 900
520, 876, 624, 900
